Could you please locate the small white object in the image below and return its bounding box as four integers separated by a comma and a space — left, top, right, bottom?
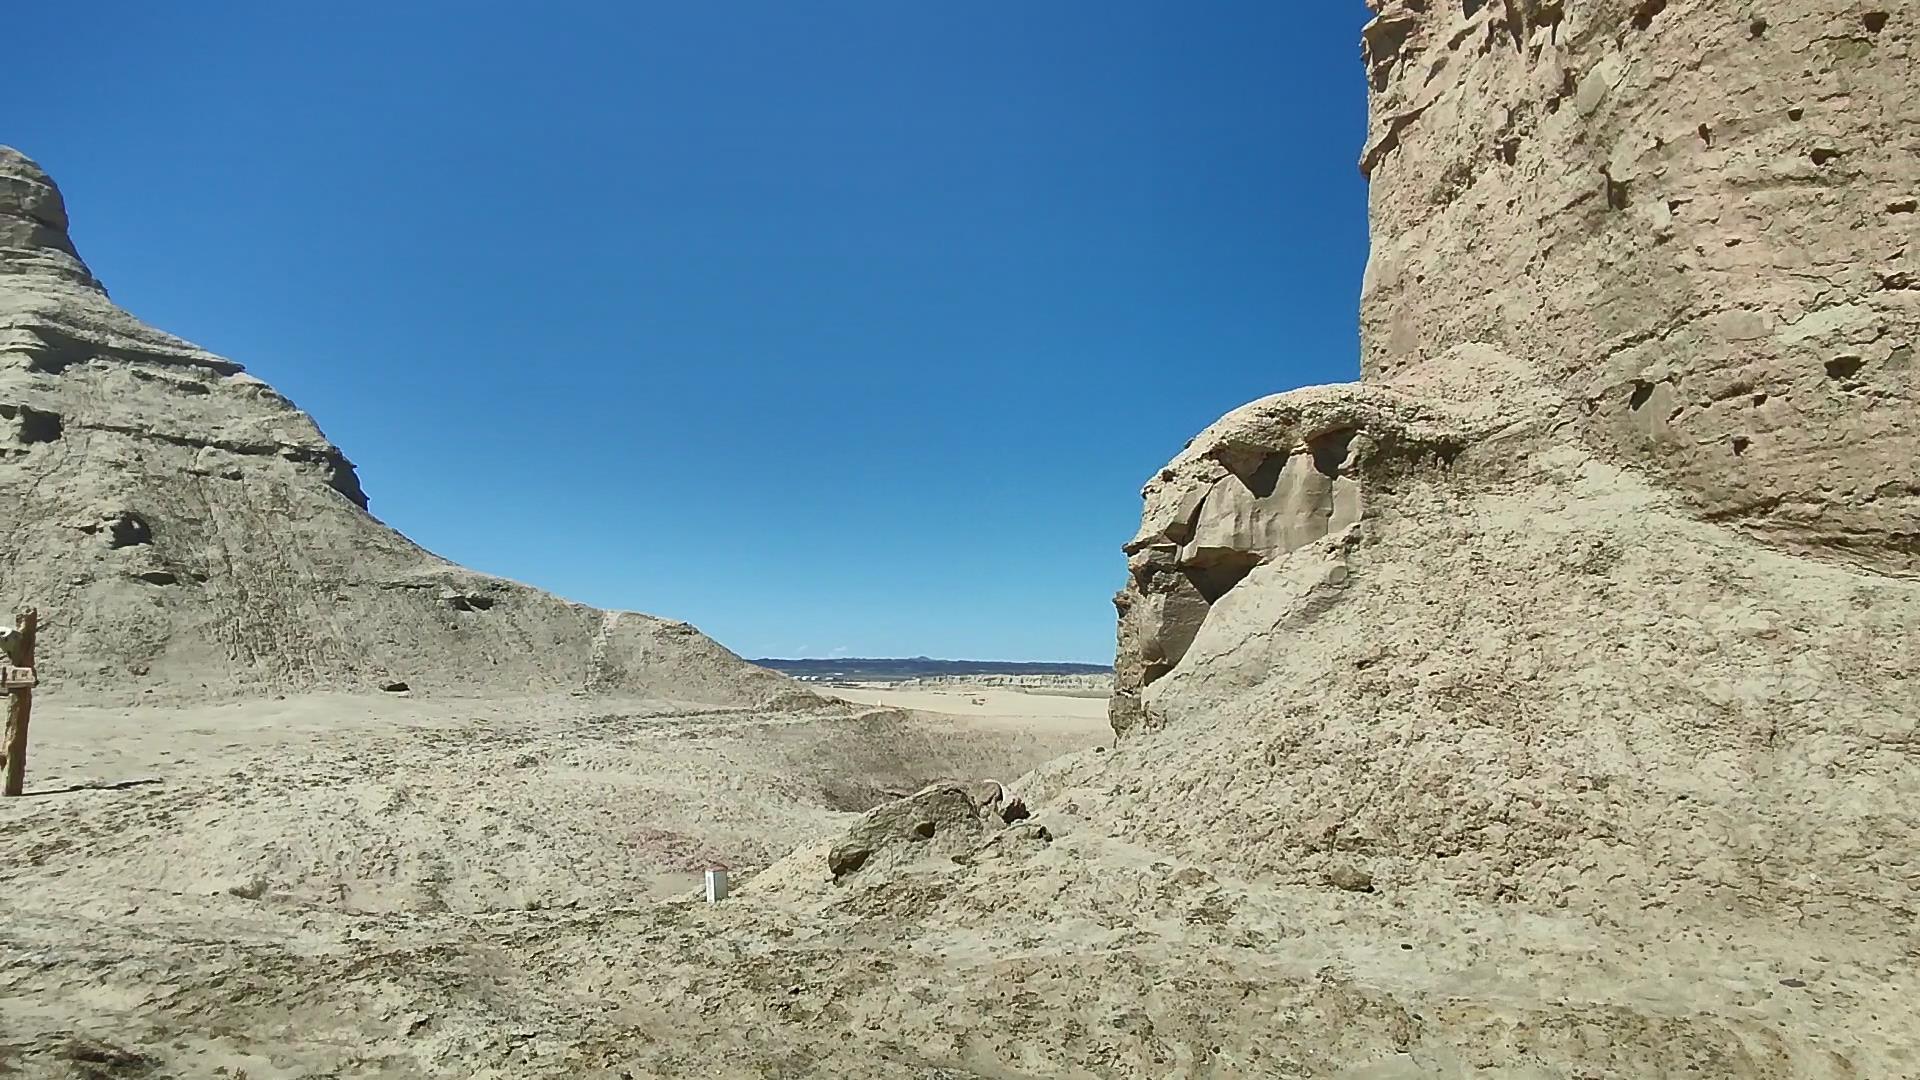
704, 867, 729, 903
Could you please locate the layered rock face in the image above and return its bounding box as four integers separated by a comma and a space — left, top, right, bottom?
1360, 0, 1917, 572
1114, 0, 1916, 732
1098, 8, 1919, 1069
0, 147, 803, 706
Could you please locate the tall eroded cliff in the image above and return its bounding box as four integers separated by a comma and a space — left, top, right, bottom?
1096, 7, 1918, 1070
1360, 0, 1916, 571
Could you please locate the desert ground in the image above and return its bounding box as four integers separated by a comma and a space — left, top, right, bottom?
817, 677, 1113, 720
3, 0, 1916, 1073
7, 675, 1905, 1078
0, 681, 1129, 1077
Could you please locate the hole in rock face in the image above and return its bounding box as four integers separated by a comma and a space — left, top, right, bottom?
1825, 356, 1864, 381
22, 413, 61, 443
1698, 123, 1714, 146
25, 349, 84, 375
1752, 392, 1769, 407
1732, 436, 1751, 456
1629, 381, 1656, 409
1184, 555, 1262, 605
1547, 69, 1578, 113
1463, 0, 1484, 15
1810, 148, 1842, 166
1788, 107, 1805, 120
1864, 11, 1889, 33
1750, 17, 1769, 37
1605, 172, 1632, 210
107, 512, 152, 549
1309, 429, 1359, 478
11, 407, 63, 444
912, 821, 936, 840
1631, 0, 1668, 31
1242, 454, 1286, 499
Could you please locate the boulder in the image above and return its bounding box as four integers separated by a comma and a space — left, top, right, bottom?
827, 782, 1020, 883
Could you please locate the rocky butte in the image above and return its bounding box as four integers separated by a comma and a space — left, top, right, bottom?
1117, 0, 1916, 730
1094, 0, 1918, 1069
0, 145, 803, 707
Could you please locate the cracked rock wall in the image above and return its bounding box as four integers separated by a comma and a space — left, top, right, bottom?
0, 147, 807, 706
1361, 0, 1917, 571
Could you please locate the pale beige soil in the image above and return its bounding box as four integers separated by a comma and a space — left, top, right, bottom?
6, 686, 1906, 1079
821, 682, 1112, 728
0, 689, 1132, 1078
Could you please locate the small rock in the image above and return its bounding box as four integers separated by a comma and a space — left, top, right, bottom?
226, 876, 269, 900
1327, 866, 1375, 893
827, 845, 871, 878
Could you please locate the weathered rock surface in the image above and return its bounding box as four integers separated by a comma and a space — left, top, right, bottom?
1111, 376, 1481, 734
0, 147, 805, 706
1098, 4, 1920, 1072
825, 782, 1008, 881
1359, 0, 1917, 572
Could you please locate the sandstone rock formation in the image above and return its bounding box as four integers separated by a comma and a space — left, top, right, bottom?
0, 147, 804, 706
1115, 0, 1916, 730
1, 7, 1915, 1074
824, 781, 1026, 882
1096, 4, 1919, 1071
1358, 0, 1916, 572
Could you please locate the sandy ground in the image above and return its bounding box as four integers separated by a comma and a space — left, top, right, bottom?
0, 685, 1127, 1077
818, 683, 1111, 728
0, 689, 1103, 910
3, 682, 1899, 1078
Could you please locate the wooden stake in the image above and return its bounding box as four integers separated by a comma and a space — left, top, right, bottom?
3, 608, 36, 797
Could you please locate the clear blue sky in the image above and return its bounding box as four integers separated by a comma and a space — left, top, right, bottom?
9, 2, 1373, 663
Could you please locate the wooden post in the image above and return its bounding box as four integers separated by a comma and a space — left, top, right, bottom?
3, 608, 36, 797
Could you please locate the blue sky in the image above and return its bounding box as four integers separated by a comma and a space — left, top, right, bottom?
9, 2, 1373, 663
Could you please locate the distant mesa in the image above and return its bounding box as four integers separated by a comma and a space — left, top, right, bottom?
754, 657, 1112, 681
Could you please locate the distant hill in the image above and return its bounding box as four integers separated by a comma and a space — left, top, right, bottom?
753, 657, 1112, 681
